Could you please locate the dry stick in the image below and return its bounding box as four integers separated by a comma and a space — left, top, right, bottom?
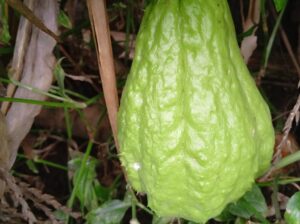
86, 0, 119, 149
5, 0, 60, 42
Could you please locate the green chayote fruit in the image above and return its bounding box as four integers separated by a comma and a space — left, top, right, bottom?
118, 0, 275, 223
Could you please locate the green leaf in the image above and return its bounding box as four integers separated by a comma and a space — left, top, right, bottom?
68, 140, 93, 214
215, 208, 235, 222
0, 46, 13, 55
226, 185, 269, 223
0, 21, 11, 44
53, 58, 66, 96
0, 0, 11, 44
69, 156, 99, 210
262, 0, 287, 69
26, 159, 39, 174
58, 10, 72, 29
94, 181, 112, 203
234, 218, 247, 224
0, 96, 85, 108
112, 2, 127, 9
152, 215, 173, 224
242, 185, 268, 214
274, 150, 300, 170
284, 192, 300, 224
53, 210, 68, 221
85, 200, 131, 224
237, 25, 257, 42
273, 0, 288, 12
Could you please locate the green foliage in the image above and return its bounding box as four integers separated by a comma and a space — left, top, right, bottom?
68, 140, 94, 214
68, 155, 100, 210
112, 2, 127, 9
58, 10, 72, 29
217, 185, 269, 223
0, 0, 11, 44
53, 58, 73, 139
228, 185, 269, 223
262, 0, 287, 69
85, 199, 131, 224
237, 25, 258, 42
25, 159, 39, 174
273, 0, 288, 12
0, 46, 13, 56
274, 151, 300, 170
285, 192, 300, 224
0, 77, 87, 109
53, 58, 66, 97
68, 153, 118, 211
152, 216, 173, 224
0, 19, 10, 44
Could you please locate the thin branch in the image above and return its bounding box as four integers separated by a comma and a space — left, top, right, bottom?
86, 0, 119, 149
5, 0, 60, 42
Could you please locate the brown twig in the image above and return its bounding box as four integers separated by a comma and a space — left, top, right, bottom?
5, 0, 60, 42
86, 0, 119, 150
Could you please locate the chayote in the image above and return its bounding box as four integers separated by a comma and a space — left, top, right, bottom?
117, 0, 275, 222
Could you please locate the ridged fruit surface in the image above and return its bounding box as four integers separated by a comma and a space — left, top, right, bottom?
118, 0, 274, 222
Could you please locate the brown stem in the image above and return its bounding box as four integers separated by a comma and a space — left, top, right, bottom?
86, 0, 119, 150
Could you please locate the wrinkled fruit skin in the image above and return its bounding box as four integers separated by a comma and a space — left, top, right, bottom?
118, 0, 275, 223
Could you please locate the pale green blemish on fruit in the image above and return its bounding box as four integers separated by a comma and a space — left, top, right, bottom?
118, 0, 275, 223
